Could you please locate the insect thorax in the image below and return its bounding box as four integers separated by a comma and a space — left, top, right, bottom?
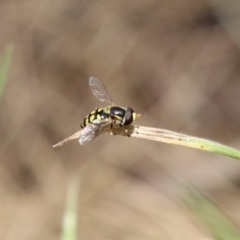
80, 107, 110, 128
109, 106, 136, 125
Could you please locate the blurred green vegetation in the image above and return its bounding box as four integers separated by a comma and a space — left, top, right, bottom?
0, 44, 13, 100
183, 184, 240, 240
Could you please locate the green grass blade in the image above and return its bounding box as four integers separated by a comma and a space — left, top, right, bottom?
183, 184, 240, 240
107, 125, 240, 161
53, 124, 240, 162
185, 137, 240, 161
61, 177, 80, 240
0, 44, 13, 99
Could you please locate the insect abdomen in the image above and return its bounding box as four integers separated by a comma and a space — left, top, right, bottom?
80, 108, 108, 128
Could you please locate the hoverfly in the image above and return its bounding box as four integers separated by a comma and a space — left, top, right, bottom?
79, 76, 141, 144
53, 76, 140, 147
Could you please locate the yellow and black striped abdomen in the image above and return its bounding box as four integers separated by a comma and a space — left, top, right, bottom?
80, 108, 109, 128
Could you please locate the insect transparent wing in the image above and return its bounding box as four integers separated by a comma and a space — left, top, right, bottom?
53, 130, 81, 147
79, 123, 100, 145
89, 76, 115, 105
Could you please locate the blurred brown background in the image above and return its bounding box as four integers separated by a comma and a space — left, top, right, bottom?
1, 0, 240, 239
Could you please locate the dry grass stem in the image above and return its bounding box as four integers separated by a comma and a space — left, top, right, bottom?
53, 125, 205, 150
53, 125, 240, 161
103, 125, 203, 149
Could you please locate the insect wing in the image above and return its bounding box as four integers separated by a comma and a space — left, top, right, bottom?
79, 123, 100, 145
53, 130, 81, 147
89, 76, 115, 105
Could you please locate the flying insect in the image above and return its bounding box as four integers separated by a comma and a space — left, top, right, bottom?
79, 76, 140, 144
53, 76, 140, 147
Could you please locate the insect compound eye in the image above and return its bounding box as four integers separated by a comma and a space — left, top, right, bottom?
124, 108, 134, 125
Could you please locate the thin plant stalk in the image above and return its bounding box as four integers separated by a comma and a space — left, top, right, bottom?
0, 44, 13, 99
61, 176, 80, 240
53, 124, 240, 161
183, 184, 240, 240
